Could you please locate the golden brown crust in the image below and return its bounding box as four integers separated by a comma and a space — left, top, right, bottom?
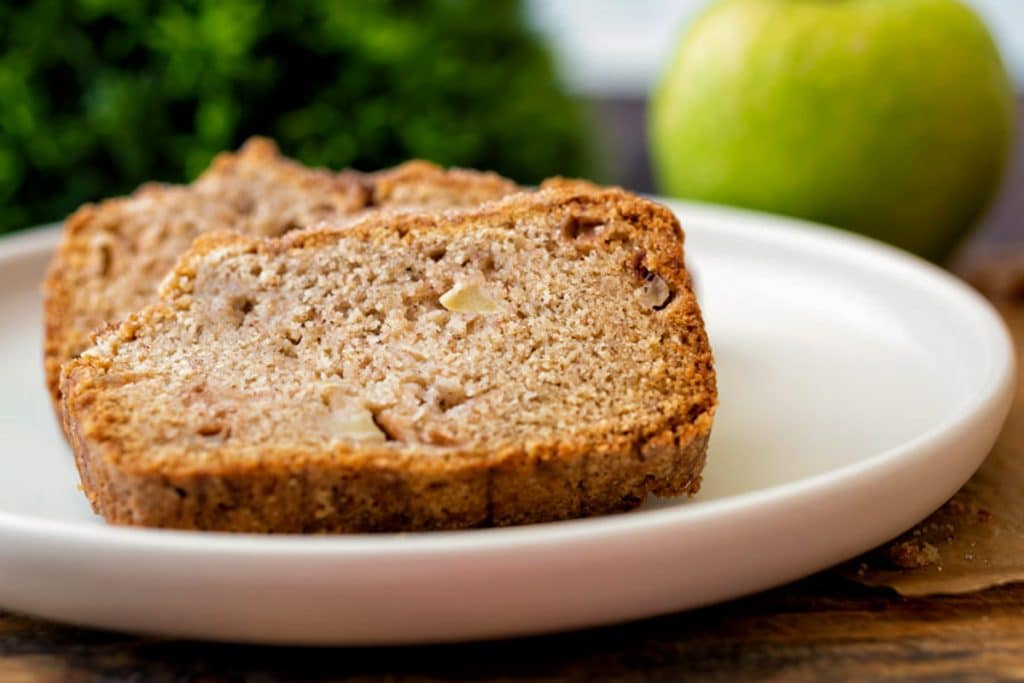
42, 139, 519, 418
368, 160, 521, 208
60, 185, 716, 532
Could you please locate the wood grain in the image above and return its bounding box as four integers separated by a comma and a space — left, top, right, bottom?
3, 576, 1024, 681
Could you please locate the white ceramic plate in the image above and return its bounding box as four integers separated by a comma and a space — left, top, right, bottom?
0, 201, 1013, 645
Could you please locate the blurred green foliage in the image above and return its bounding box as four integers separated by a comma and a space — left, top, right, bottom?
0, 0, 590, 232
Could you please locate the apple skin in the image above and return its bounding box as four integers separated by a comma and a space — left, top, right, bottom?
650, 0, 1015, 261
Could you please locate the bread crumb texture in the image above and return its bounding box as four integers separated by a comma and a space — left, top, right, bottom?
61, 186, 716, 532
43, 137, 518, 410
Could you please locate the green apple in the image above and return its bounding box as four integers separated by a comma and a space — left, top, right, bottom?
650, 0, 1015, 261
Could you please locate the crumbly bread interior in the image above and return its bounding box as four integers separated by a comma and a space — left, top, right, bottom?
70, 190, 713, 472
50, 142, 361, 377
43, 138, 518, 405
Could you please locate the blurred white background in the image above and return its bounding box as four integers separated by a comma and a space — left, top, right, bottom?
527, 0, 1024, 96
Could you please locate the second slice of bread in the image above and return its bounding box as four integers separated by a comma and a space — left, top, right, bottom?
61, 185, 716, 532
43, 138, 519, 410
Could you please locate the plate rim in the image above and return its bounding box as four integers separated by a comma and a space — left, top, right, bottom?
0, 200, 1014, 556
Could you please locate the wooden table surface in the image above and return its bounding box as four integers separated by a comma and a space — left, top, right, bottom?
3, 572, 1024, 681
